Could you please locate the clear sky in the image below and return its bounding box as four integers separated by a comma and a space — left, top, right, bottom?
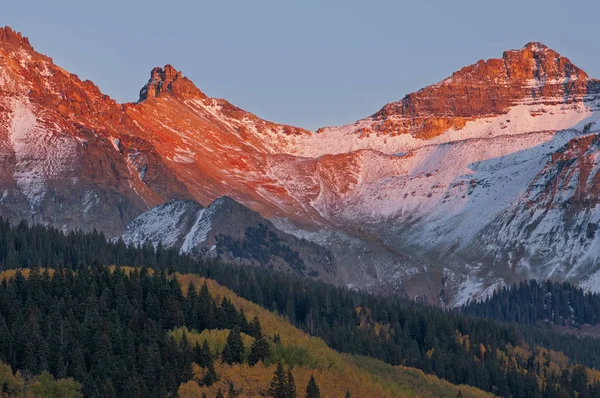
3, 0, 600, 130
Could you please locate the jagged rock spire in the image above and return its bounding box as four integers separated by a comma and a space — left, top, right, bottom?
0, 26, 34, 52
138, 64, 207, 102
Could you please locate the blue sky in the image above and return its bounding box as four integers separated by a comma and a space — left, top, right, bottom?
3, 0, 600, 130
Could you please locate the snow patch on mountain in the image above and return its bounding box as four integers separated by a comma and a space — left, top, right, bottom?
290, 101, 600, 158
580, 269, 600, 293
122, 198, 225, 254
8, 99, 79, 208
123, 200, 201, 249
172, 147, 196, 164
180, 207, 212, 254
443, 268, 506, 307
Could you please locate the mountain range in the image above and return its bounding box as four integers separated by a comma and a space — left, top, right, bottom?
2, 26, 600, 306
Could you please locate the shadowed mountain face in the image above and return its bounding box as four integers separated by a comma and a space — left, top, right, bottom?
122, 197, 333, 279
3, 25, 600, 304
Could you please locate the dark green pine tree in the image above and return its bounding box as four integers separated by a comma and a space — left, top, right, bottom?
305, 375, 320, 398
203, 358, 218, 386
345, 392, 351, 398
248, 316, 262, 338
285, 369, 296, 398
571, 365, 588, 395
248, 329, 271, 366
222, 327, 244, 365
268, 363, 288, 398
227, 381, 238, 398
216, 388, 224, 398
194, 340, 213, 368
456, 390, 464, 398
179, 332, 194, 381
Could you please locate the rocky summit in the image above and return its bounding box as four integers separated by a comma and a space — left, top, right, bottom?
2, 25, 600, 305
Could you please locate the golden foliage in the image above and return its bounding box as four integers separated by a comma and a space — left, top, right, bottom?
456, 330, 471, 352
174, 273, 493, 398
0, 268, 55, 282
0, 268, 493, 397
170, 327, 255, 360
181, 358, 494, 398
178, 380, 204, 398
175, 273, 345, 371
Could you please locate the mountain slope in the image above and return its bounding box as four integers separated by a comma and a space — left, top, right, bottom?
4, 25, 600, 304
2, 220, 600, 397
174, 273, 493, 398
122, 197, 333, 278
0, 27, 191, 236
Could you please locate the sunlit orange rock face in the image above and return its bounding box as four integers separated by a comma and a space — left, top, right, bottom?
1, 26, 598, 237
123, 65, 321, 225
139, 64, 207, 101
0, 27, 191, 235
356, 42, 593, 139
0, 26, 324, 233
6, 25, 600, 302
532, 134, 600, 210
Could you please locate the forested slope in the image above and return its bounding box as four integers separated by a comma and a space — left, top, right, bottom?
1, 219, 600, 397
0, 267, 490, 398
462, 280, 600, 327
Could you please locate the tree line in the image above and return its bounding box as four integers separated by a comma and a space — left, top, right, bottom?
462, 279, 600, 327
2, 218, 600, 397
0, 265, 269, 397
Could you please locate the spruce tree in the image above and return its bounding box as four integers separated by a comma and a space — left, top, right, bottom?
285, 369, 296, 398
222, 327, 244, 365
268, 363, 287, 398
248, 330, 271, 366
227, 382, 238, 398
216, 388, 224, 398
193, 342, 203, 366
203, 359, 218, 386
195, 340, 213, 368
305, 375, 320, 398
179, 333, 194, 381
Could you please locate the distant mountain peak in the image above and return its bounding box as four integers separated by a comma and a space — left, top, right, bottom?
138, 64, 207, 102
0, 26, 33, 52
522, 41, 549, 51
445, 41, 588, 84
365, 42, 595, 139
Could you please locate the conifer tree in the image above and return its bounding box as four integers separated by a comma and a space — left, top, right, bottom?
216, 388, 224, 398
179, 332, 194, 381
227, 382, 238, 398
285, 369, 296, 398
222, 327, 244, 365
203, 359, 218, 387
194, 340, 213, 368
248, 329, 271, 366
249, 316, 262, 338
305, 375, 320, 398
268, 363, 287, 398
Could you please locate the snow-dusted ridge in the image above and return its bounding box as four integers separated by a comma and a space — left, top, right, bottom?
6, 31, 600, 306
284, 100, 600, 158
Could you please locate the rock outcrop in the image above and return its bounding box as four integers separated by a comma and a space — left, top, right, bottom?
139, 64, 207, 101
354, 42, 599, 139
